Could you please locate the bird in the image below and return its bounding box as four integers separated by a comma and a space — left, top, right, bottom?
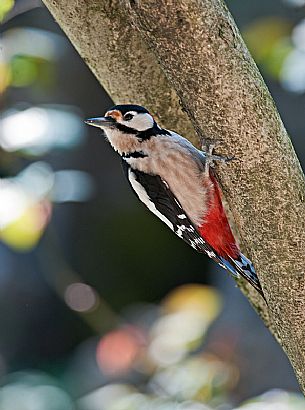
85, 104, 264, 297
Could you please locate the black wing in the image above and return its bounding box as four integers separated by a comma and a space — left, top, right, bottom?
122, 160, 224, 264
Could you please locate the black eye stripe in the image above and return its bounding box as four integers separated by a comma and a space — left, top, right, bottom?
124, 113, 134, 121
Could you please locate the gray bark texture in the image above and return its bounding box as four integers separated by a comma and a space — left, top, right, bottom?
42, 0, 305, 392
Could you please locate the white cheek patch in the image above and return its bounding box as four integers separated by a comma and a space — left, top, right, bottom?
128, 169, 174, 231
122, 113, 154, 131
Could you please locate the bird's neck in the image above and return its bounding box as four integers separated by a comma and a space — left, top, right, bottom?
104, 125, 169, 156
104, 129, 143, 155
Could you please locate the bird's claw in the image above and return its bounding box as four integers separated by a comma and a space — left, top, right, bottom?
201, 142, 235, 174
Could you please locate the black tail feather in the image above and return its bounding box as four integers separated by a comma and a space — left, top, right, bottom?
220, 253, 266, 301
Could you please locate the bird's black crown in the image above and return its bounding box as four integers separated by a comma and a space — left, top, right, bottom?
108, 104, 150, 115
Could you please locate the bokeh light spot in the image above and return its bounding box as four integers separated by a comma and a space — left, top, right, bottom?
10, 55, 38, 87
162, 284, 222, 323
0, 201, 51, 251
0, 0, 14, 22
0, 62, 11, 93
96, 327, 142, 376
64, 283, 98, 312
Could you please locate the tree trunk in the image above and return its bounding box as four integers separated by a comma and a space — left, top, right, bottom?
42, 0, 305, 393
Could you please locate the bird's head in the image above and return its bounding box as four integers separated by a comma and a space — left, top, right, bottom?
85, 104, 160, 153
85, 104, 157, 133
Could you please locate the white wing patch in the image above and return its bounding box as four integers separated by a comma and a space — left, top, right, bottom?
176, 224, 195, 238
189, 237, 206, 249
128, 169, 174, 231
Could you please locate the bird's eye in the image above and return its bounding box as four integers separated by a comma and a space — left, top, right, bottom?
124, 113, 134, 121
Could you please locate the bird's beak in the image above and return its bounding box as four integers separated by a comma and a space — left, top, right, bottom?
84, 116, 116, 128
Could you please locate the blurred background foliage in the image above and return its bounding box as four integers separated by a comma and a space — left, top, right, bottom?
1, 0, 305, 409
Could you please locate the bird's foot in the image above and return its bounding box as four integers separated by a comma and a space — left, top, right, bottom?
202, 141, 234, 174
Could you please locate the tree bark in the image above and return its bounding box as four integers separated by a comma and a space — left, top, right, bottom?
42, 0, 305, 393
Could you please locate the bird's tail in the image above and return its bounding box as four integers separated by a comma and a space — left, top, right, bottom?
219, 252, 264, 298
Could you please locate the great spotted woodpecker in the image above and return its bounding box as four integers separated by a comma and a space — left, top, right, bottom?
85, 104, 263, 297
